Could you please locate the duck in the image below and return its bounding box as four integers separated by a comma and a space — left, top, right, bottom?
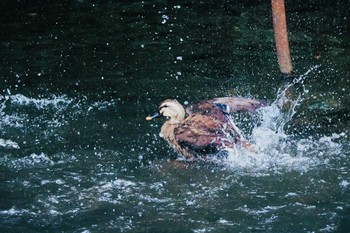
146, 97, 266, 161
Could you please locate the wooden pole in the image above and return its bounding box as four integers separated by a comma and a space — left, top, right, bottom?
272, 0, 293, 76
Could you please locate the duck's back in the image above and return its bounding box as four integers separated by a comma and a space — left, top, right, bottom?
174, 104, 237, 155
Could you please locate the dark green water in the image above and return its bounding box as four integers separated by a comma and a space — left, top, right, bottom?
1, 0, 350, 232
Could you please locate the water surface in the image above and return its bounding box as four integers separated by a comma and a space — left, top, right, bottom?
1, 0, 350, 232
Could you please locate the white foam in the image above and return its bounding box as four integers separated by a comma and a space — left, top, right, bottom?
0, 114, 25, 128
5, 152, 55, 169
7, 93, 72, 110
139, 194, 172, 203
0, 138, 20, 149
0, 207, 35, 216
29, 152, 55, 165
236, 205, 287, 215
340, 180, 349, 188
217, 218, 235, 226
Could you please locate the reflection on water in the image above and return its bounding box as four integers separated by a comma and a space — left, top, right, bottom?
1, 0, 350, 232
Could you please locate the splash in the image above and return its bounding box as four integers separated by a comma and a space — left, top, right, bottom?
1, 90, 73, 110
0, 92, 74, 129
224, 66, 343, 174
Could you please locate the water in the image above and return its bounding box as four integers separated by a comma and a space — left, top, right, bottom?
1, 0, 350, 232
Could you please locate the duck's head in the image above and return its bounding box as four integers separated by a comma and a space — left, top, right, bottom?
146, 99, 186, 123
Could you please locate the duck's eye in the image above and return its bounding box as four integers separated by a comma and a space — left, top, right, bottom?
159, 105, 168, 110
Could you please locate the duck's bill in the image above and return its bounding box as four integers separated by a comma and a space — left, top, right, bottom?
146, 112, 161, 121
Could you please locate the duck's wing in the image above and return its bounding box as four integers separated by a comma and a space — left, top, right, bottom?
174, 114, 235, 151
210, 97, 267, 113
185, 97, 266, 115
